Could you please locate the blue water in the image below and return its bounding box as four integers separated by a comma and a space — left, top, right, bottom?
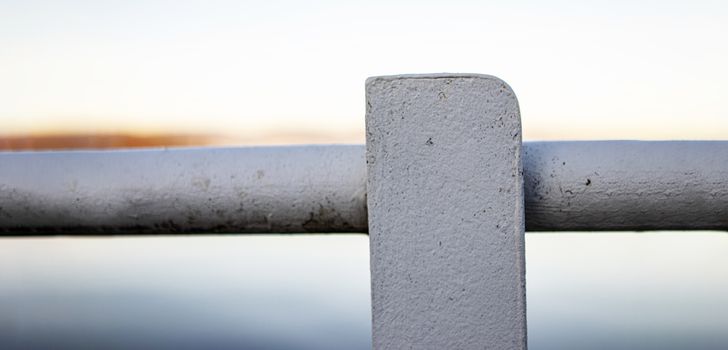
1, 233, 727, 349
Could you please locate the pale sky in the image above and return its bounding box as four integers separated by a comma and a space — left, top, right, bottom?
1, 0, 727, 142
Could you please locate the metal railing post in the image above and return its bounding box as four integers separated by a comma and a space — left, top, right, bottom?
365, 74, 527, 349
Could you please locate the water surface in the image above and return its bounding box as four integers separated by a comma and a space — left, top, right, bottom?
1, 233, 726, 349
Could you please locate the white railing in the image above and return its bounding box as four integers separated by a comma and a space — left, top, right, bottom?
2, 142, 726, 234
2, 73, 726, 349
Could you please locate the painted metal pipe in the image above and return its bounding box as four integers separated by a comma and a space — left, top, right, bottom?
0, 141, 727, 234
524, 141, 728, 231
0, 146, 367, 234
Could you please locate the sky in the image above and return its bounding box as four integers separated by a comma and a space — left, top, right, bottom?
1, 0, 727, 142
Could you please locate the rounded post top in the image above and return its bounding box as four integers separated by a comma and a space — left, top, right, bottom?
366, 73, 515, 93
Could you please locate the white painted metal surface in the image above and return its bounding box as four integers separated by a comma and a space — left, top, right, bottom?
365, 74, 527, 349
524, 141, 728, 231
1, 141, 728, 234
0, 146, 367, 234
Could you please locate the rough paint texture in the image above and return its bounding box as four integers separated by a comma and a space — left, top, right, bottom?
365, 74, 527, 349
524, 141, 728, 231
3, 141, 728, 234
0, 146, 366, 234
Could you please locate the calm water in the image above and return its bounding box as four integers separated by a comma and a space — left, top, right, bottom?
1, 233, 727, 349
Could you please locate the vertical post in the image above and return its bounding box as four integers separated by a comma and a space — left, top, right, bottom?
366, 74, 527, 349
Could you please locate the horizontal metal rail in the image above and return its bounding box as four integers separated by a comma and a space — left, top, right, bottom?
524, 141, 728, 231
1, 141, 726, 235
0, 146, 367, 234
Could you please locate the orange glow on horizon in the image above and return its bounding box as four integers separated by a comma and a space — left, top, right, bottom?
0, 129, 366, 151
3, 122, 728, 151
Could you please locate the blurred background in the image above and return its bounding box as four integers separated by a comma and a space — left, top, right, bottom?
1, 0, 727, 349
